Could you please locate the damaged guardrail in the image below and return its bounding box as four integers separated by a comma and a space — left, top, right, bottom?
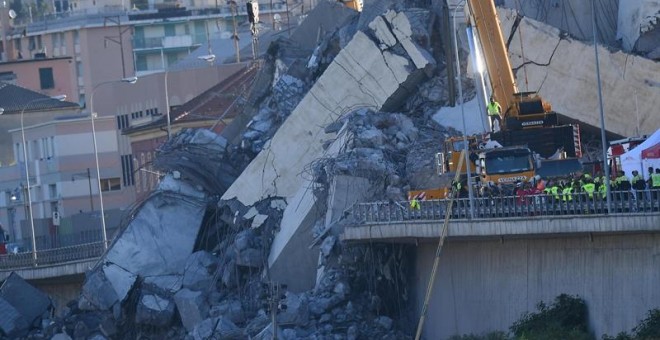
353, 190, 660, 223
0, 241, 106, 270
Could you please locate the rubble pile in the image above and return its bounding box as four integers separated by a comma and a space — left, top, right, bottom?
0, 2, 464, 339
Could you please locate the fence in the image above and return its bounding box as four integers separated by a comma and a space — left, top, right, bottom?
353, 189, 660, 224
0, 241, 106, 270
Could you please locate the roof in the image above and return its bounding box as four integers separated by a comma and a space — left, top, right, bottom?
123, 64, 258, 135
0, 82, 80, 113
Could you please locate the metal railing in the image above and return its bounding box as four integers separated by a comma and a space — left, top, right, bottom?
353, 190, 660, 224
0, 241, 106, 270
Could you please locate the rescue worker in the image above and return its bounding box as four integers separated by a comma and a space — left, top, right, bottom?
487, 97, 502, 132
582, 177, 596, 200
652, 168, 660, 200
631, 170, 645, 201
562, 180, 573, 202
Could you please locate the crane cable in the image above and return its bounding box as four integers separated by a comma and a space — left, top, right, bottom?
414, 150, 466, 340
515, 0, 530, 92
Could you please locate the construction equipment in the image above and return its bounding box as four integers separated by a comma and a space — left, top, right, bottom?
338, 0, 363, 12
466, 0, 582, 174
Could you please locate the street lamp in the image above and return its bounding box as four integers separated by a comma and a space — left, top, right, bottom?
20, 94, 67, 262
453, 0, 475, 218
164, 54, 216, 140
89, 76, 138, 249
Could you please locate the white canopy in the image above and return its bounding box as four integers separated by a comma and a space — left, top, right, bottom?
620, 128, 660, 179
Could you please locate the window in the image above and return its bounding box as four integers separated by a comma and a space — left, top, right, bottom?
121, 154, 135, 186
28, 36, 35, 51
73, 30, 79, 46
164, 24, 176, 37
48, 184, 57, 199
100, 178, 121, 192
76, 61, 83, 78
39, 68, 55, 89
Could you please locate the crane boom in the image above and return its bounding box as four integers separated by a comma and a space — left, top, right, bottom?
466, 0, 553, 129
466, 0, 517, 115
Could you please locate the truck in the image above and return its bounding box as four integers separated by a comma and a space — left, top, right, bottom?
466, 0, 582, 172
408, 0, 584, 202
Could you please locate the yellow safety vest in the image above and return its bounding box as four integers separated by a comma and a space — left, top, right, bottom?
652, 174, 660, 188
582, 183, 595, 198
487, 102, 501, 116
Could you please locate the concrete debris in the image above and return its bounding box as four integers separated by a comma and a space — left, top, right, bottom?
182, 251, 219, 291
0, 297, 29, 338
81, 270, 119, 311
174, 288, 210, 332
102, 263, 137, 305
0, 272, 51, 331
143, 275, 183, 293
135, 293, 176, 327
320, 235, 336, 257
191, 316, 241, 340
209, 299, 245, 324
251, 214, 269, 229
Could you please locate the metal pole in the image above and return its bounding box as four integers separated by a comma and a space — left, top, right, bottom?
164, 70, 171, 139
453, 1, 475, 218
20, 96, 63, 263
231, 1, 240, 62
20, 107, 37, 263
89, 93, 108, 249
87, 167, 94, 211
89, 78, 137, 248
592, 0, 611, 214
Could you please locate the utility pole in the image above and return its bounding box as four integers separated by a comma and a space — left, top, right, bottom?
229, 0, 240, 62
104, 16, 131, 78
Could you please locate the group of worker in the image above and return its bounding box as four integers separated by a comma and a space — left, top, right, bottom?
409, 167, 660, 210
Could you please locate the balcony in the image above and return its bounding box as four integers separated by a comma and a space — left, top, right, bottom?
134, 35, 194, 50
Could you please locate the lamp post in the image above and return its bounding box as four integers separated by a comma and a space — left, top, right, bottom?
164, 54, 216, 140
90, 76, 138, 249
20, 95, 66, 262
453, 0, 475, 218
71, 168, 94, 212
592, 0, 611, 214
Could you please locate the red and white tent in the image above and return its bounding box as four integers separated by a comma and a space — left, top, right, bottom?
642, 142, 660, 159
621, 129, 660, 179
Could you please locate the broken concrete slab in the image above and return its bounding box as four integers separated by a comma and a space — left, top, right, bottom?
369, 15, 398, 49
102, 263, 137, 304
0, 272, 51, 329
174, 288, 209, 332
104, 188, 207, 277
384, 10, 436, 71
143, 275, 183, 293
499, 7, 660, 136
223, 11, 434, 206
290, 0, 359, 51
0, 297, 29, 338
191, 316, 240, 340
251, 214, 269, 229
135, 293, 175, 327
81, 270, 119, 311
182, 251, 219, 291
209, 299, 245, 324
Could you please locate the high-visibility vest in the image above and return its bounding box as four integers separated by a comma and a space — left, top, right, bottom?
562, 187, 573, 201
599, 184, 607, 199
653, 174, 660, 188
550, 186, 560, 200
487, 102, 501, 116
582, 183, 596, 198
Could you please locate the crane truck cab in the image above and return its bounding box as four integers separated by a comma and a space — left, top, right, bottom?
476, 146, 537, 185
